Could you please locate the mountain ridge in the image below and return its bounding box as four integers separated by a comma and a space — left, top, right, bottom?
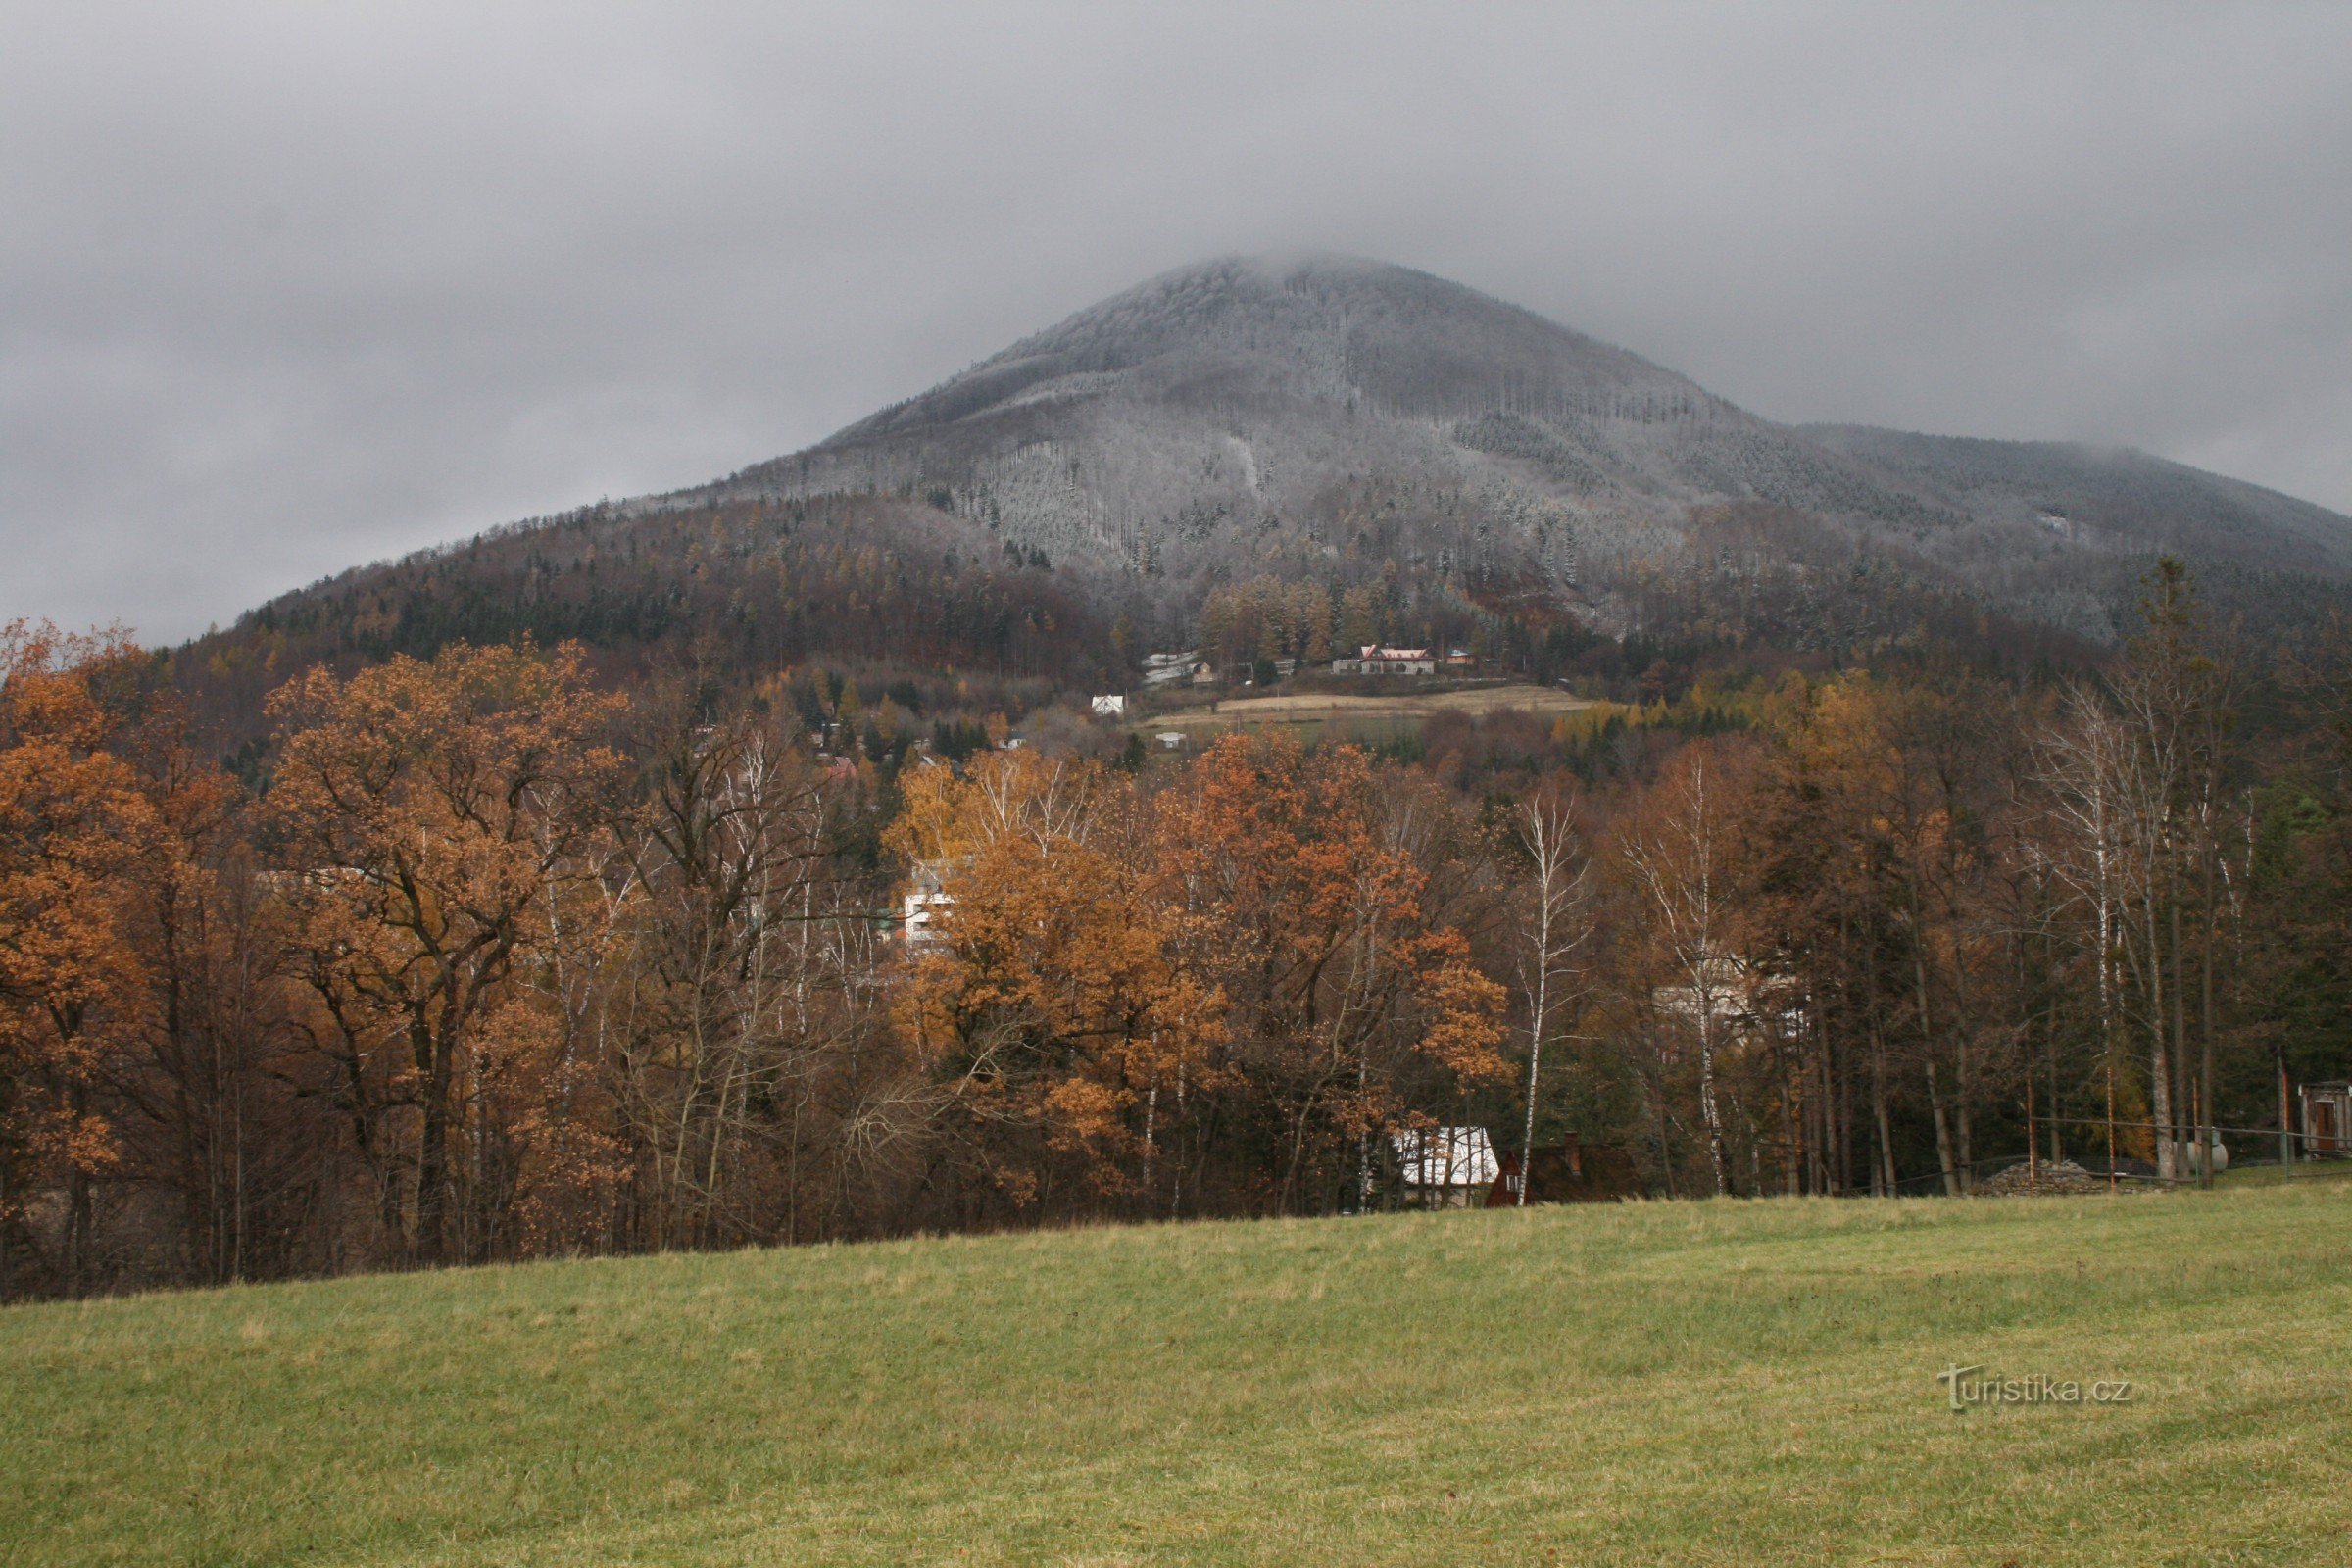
638, 254, 2350, 643
189, 254, 2352, 724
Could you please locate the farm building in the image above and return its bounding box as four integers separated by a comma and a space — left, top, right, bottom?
2301, 1082, 2351, 1155
1390, 1126, 1498, 1207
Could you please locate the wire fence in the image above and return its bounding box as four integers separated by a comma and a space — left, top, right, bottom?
2028, 1113, 2316, 1142
1840, 1112, 2346, 1199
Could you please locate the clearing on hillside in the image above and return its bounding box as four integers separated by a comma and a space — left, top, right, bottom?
5, 1179, 2349, 1566
1151, 682, 1594, 741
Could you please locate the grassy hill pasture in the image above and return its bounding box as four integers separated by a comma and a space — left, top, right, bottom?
1147, 682, 1595, 744
6, 1178, 2351, 1566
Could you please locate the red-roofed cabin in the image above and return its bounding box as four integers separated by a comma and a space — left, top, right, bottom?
1488, 1135, 1644, 1205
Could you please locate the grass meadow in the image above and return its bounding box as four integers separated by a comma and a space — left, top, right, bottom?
6, 1172, 2350, 1566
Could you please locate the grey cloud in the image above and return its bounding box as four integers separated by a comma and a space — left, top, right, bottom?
4, 1, 2347, 639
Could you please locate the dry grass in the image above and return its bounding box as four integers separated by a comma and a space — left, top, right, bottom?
1151, 682, 1594, 740
5, 1180, 2350, 1565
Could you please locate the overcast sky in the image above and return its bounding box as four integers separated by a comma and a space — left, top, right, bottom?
5, 2, 2348, 641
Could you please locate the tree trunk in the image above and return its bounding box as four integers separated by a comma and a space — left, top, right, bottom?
2144, 892, 2175, 1182
1869, 1008, 1894, 1197
416, 1017, 453, 1263
1697, 1024, 1728, 1198
1926, 1059, 1960, 1198
2199, 843, 2219, 1190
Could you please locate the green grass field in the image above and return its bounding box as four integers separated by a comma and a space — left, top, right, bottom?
7, 1176, 2351, 1567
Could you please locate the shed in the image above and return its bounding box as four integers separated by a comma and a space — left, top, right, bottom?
2301, 1082, 2352, 1155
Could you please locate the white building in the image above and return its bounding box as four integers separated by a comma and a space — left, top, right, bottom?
1651, 956, 1805, 1064
1091, 694, 1127, 717
1390, 1126, 1499, 1208
1333, 645, 1436, 676
902, 862, 955, 947
1142, 651, 1200, 688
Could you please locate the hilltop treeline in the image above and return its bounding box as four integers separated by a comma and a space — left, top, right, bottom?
174, 496, 1120, 739
5, 562, 2352, 1298
170, 488, 2141, 749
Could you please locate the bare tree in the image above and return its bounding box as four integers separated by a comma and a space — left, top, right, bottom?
1621, 745, 1748, 1196
1514, 787, 1590, 1204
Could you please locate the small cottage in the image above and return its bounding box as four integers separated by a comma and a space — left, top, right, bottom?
1390, 1126, 1498, 1208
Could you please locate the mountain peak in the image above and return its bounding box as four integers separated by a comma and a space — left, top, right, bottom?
805, 254, 1699, 452
676, 256, 2352, 645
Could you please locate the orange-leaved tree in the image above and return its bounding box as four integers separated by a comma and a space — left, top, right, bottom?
266, 641, 626, 1263
891, 749, 1226, 1218
1152, 733, 1506, 1213
0, 622, 157, 1297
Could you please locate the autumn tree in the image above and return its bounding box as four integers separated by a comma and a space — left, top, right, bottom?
110, 682, 316, 1285
1152, 734, 1507, 1213
0, 623, 156, 1296
893, 749, 1224, 1219
266, 641, 626, 1263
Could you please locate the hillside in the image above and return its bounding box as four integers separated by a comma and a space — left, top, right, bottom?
8, 1179, 2350, 1566
176, 255, 2352, 724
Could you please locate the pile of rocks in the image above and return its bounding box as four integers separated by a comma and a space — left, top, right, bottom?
1979, 1158, 2111, 1196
